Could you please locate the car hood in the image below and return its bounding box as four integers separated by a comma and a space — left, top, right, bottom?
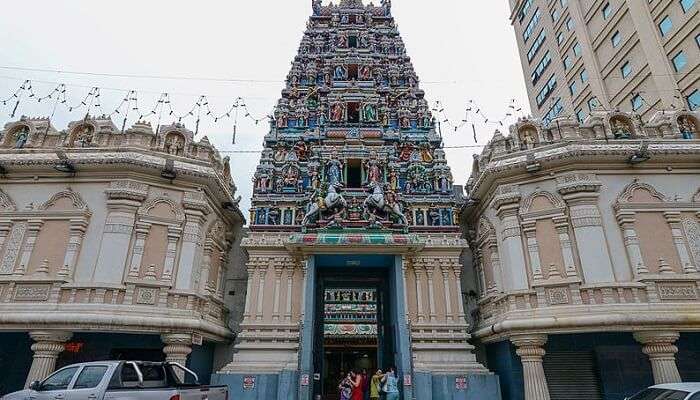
2, 389, 34, 400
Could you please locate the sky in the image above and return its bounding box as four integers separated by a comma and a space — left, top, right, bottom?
0, 0, 529, 219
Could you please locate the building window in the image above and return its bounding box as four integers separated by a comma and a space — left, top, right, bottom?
602, 3, 612, 19
588, 97, 600, 111
688, 89, 700, 110
576, 109, 586, 123
566, 18, 574, 31
563, 55, 572, 70
631, 94, 643, 111
560, 0, 568, 6
611, 31, 622, 47
524, 9, 542, 42
519, 0, 534, 22
527, 30, 547, 62
536, 75, 558, 107
543, 98, 564, 125
672, 51, 687, 71
531, 51, 552, 84
621, 61, 632, 78
681, 0, 695, 12
551, 9, 560, 22
569, 81, 578, 96
573, 42, 582, 56
580, 69, 589, 83
557, 32, 565, 44
695, 33, 700, 48
659, 16, 673, 36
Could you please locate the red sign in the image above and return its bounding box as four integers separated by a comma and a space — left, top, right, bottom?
403, 375, 412, 386
301, 374, 310, 386
455, 377, 468, 390
64, 342, 84, 353
243, 376, 255, 390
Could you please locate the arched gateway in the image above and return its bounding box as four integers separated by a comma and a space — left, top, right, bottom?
213, 1, 499, 399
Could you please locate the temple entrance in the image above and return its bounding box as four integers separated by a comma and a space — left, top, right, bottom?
313, 263, 395, 400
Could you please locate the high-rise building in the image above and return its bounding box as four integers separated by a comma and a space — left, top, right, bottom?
213, 1, 500, 399
509, 0, 700, 124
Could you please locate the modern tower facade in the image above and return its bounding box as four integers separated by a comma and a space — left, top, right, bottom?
509, 0, 699, 124
213, 1, 500, 399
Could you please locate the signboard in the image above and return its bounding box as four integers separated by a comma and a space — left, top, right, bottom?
192, 333, 203, 346
313, 373, 321, 381
243, 376, 255, 390
455, 377, 468, 390
403, 375, 412, 386
301, 374, 310, 386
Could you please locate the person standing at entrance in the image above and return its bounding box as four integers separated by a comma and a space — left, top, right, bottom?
361, 369, 370, 400
381, 367, 400, 400
370, 369, 383, 400
339, 372, 353, 400
350, 371, 363, 400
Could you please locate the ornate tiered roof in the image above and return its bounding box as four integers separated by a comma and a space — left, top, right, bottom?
251, 0, 462, 233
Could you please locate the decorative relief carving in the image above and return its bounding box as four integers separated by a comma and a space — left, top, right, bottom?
556, 173, 602, 195
103, 224, 134, 235
520, 190, 565, 215
546, 287, 570, 305
657, 283, 698, 300
617, 181, 667, 204
183, 191, 212, 214
138, 196, 185, 222
570, 205, 603, 228
39, 187, 90, 211
0, 222, 26, 274
0, 189, 17, 212
14, 284, 50, 301
105, 180, 149, 201
491, 185, 521, 210
136, 287, 158, 305
682, 216, 700, 266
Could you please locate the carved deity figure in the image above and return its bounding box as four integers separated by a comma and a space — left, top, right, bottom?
359, 66, 372, 80
13, 126, 29, 149
276, 111, 289, 129
310, 166, 321, 189
294, 140, 310, 160
336, 33, 348, 48
74, 125, 94, 147
257, 172, 270, 193
419, 142, 434, 162
362, 103, 377, 122
365, 152, 382, 184
331, 103, 345, 122
274, 144, 288, 162
312, 0, 322, 16
334, 65, 348, 80
388, 168, 399, 191
326, 155, 344, 186
399, 108, 411, 129
520, 129, 536, 149
165, 135, 184, 156
397, 141, 413, 162
612, 119, 632, 139
283, 164, 300, 188
679, 116, 696, 139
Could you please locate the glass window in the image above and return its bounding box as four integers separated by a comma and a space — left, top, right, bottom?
524, 9, 542, 42
602, 3, 612, 19
536, 75, 558, 106
576, 109, 586, 123
611, 31, 622, 47
569, 81, 578, 95
527, 30, 546, 62
573, 42, 582, 56
566, 18, 574, 31
557, 32, 565, 44
672, 51, 687, 71
580, 69, 589, 83
519, 0, 534, 22
551, 9, 560, 22
659, 16, 673, 36
681, 0, 695, 12
621, 61, 632, 78
531, 51, 552, 84
632, 94, 643, 111
563, 55, 573, 70
73, 366, 109, 389
588, 97, 600, 111
41, 367, 80, 391
543, 98, 563, 125
688, 89, 700, 110
696, 33, 700, 48
689, 392, 700, 400
560, 0, 568, 6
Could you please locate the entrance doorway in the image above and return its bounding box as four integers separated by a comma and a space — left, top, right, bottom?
313, 266, 395, 399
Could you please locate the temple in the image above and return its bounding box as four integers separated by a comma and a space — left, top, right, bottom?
213, 0, 500, 398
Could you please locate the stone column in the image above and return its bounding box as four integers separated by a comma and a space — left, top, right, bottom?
453, 264, 467, 320
665, 212, 697, 273
511, 334, 551, 400
634, 331, 682, 384
272, 259, 284, 322
522, 221, 544, 280
285, 262, 294, 322
493, 186, 529, 291
162, 333, 193, 381
15, 219, 43, 276
127, 222, 151, 278
25, 331, 72, 388
440, 264, 453, 322
414, 262, 426, 323
425, 264, 437, 322
243, 263, 256, 322
59, 219, 89, 278
256, 264, 268, 321
553, 216, 578, 278
474, 249, 487, 295
161, 226, 182, 282
617, 212, 648, 275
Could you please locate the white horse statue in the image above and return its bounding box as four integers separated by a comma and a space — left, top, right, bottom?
302, 184, 347, 226
363, 183, 409, 226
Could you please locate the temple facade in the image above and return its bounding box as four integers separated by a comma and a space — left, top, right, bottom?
213, 1, 500, 399
0, 116, 245, 394
463, 109, 700, 400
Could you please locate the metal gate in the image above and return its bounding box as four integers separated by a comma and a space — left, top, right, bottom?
544, 351, 603, 400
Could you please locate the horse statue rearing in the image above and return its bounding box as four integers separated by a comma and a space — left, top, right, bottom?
363, 182, 409, 226
302, 184, 347, 226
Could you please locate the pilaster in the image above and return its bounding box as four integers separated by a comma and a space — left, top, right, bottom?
15, 219, 43, 276
617, 212, 648, 275
664, 212, 697, 274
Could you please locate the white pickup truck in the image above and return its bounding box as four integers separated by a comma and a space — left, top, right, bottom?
1, 361, 228, 400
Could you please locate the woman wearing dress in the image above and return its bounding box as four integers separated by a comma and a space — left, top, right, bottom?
339, 372, 353, 400
381, 367, 400, 400
350, 370, 364, 400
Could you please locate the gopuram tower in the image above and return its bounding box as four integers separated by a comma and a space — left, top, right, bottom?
215, 1, 500, 399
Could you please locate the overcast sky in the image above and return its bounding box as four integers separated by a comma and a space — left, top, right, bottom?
0, 0, 529, 219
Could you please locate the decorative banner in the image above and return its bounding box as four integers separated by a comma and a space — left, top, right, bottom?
455, 376, 468, 390
243, 376, 256, 390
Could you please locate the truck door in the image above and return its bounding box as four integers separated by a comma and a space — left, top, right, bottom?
65, 365, 110, 400
32, 366, 81, 400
